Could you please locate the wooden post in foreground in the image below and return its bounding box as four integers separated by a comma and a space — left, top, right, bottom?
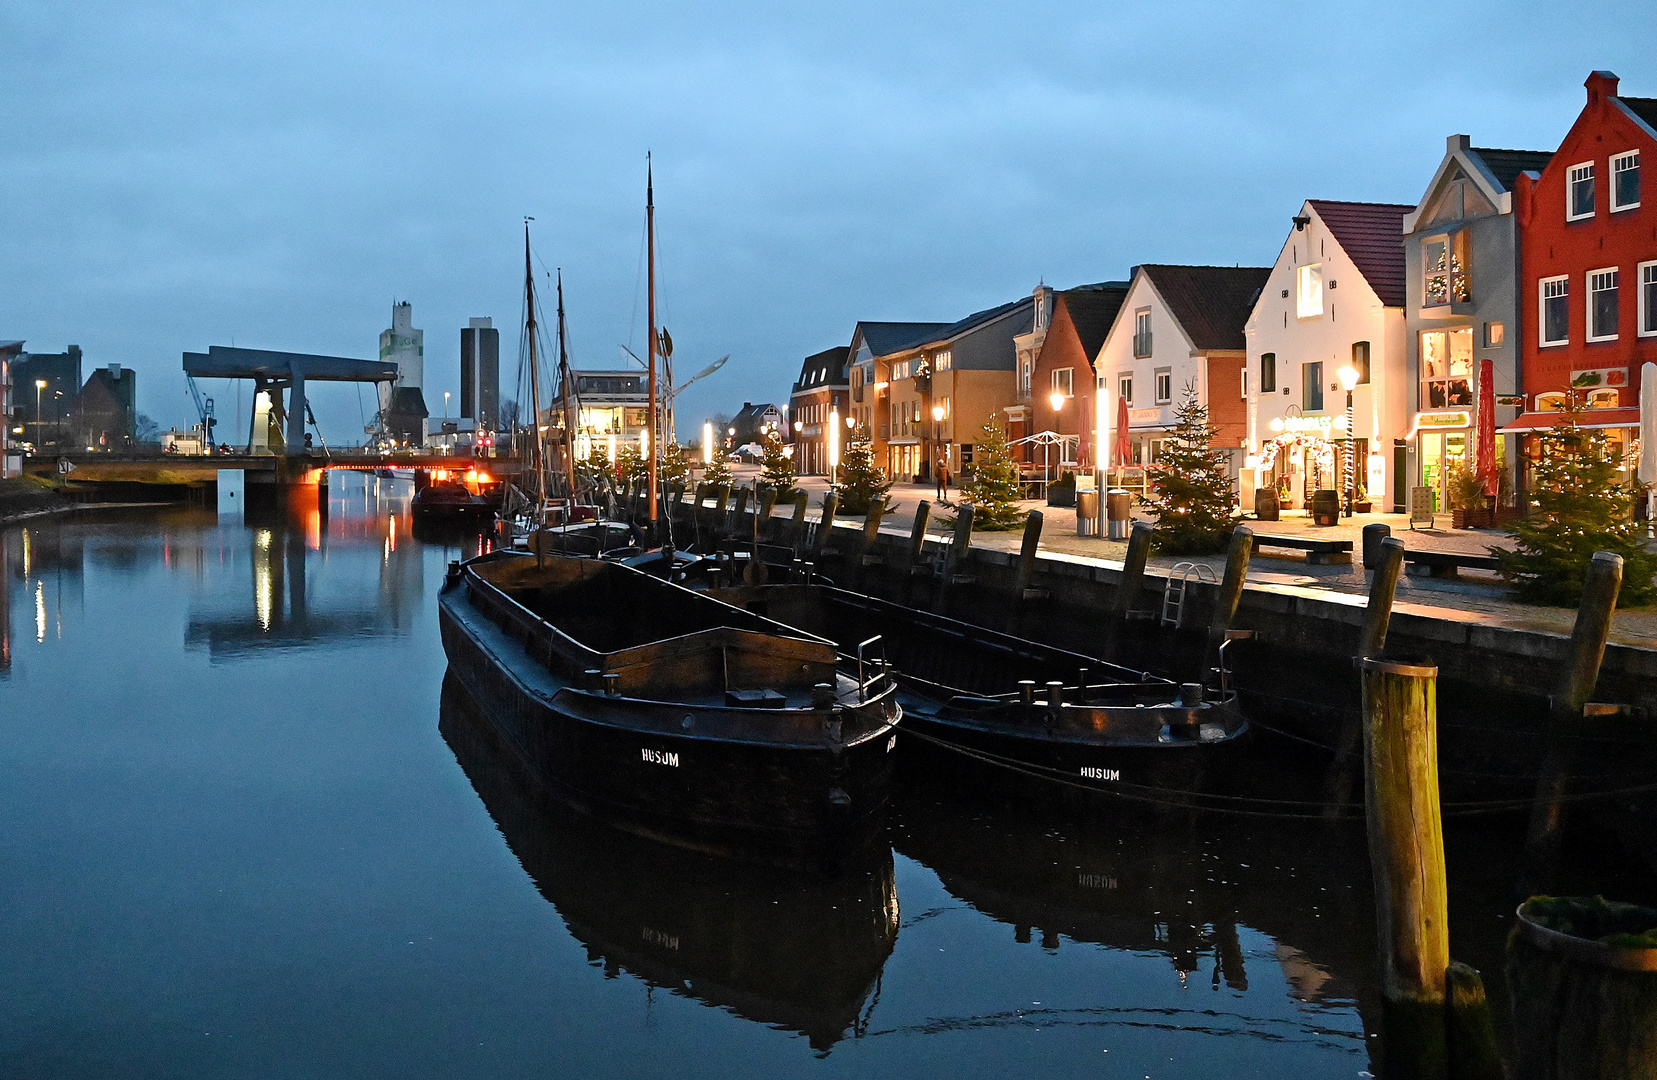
902, 500, 931, 604
1113, 520, 1153, 619
1013, 510, 1046, 601
755, 485, 778, 541
710, 484, 731, 539
690, 482, 708, 550
856, 499, 886, 590
788, 491, 810, 554
1209, 525, 1253, 635
935, 504, 975, 616
1359, 655, 1449, 1079
1358, 536, 1407, 658
809, 491, 838, 562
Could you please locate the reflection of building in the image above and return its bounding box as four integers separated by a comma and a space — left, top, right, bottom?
459, 318, 499, 432
547, 369, 653, 464
1245, 206, 1411, 513
75, 364, 137, 448
1404, 137, 1551, 512
1506, 71, 1657, 491
789, 346, 850, 475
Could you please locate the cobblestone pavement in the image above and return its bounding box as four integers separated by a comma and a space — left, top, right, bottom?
742, 469, 1657, 649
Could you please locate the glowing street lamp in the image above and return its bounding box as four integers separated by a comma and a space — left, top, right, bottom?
1049, 391, 1066, 413
702, 421, 713, 464
1337, 364, 1361, 516
828, 409, 841, 482
34, 379, 46, 446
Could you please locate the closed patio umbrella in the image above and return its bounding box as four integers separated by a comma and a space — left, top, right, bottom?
1477, 358, 1497, 500
1114, 393, 1130, 470
1640, 362, 1657, 531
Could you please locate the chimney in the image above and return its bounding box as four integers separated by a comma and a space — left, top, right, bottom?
1586, 70, 1619, 105
1447, 134, 1470, 154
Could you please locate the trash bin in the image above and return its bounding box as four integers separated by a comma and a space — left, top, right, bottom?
1076, 490, 1099, 537
1106, 489, 1132, 540
1361, 522, 1391, 570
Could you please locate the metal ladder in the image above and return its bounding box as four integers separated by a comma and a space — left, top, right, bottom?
1161, 562, 1217, 628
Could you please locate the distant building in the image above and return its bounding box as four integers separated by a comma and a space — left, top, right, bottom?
546, 369, 655, 466
731, 402, 785, 447
1019, 281, 1131, 468
788, 346, 851, 475
0, 341, 22, 473
75, 364, 137, 448
378, 302, 428, 442
10, 344, 83, 449
460, 317, 500, 432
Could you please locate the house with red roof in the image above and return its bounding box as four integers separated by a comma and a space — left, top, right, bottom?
1011, 281, 1129, 471
1245, 200, 1415, 514
1505, 71, 1657, 492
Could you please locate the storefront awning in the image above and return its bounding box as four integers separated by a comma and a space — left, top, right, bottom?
1500, 408, 1640, 432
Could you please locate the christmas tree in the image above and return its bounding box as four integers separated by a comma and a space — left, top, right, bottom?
660, 442, 690, 487
614, 442, 646, 487
1147, 381, 1237, 555
836, 423, 891, 515
759, 432, 798, 498
1494, 389, 1657, 606
701, 451, 733, 489
952, 414, 1026, 531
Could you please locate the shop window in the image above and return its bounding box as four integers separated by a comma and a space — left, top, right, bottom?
1260, 353, 1276, 394
1587, 388, 1620, 409
1568, 162, 1596, 221
1154, 369, 1172, 404
1297, 264, 1324, 319
1540, 276, 1570, 346
1304, 361, 1324, 412
1421, 328, 1474, 409
1352, 341, 1371, 385
1612, 150, 1641, 212
1641, 262, 1657, 337
1589, 268, 1619, 342
1424, 232, 1471, 305
1536, 392, 1566, 412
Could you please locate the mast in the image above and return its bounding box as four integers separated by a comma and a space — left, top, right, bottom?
556, 270, 578, 503
646, 153, 659, 530
524, 220, 545, 508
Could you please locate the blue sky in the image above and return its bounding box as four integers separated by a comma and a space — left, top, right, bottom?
4, 1, 1654, 441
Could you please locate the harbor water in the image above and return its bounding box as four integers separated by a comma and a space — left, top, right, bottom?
1, 473, 1649, 1078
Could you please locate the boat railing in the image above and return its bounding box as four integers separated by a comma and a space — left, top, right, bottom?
855, 635, 885, 702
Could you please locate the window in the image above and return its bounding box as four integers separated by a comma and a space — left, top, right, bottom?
1540, 276, 1570, 346
1019, 358, 1032, 399
1296, 264, 1323, 318
1423, 232, 1471, 305
1051, 367, 1073, 398
1612, 151, 1641, 212
1118, 374, 1133, 406
1485, 321, 1505, 347
1259, 353, 1276, 394
1589, 268, 1620, 341
1421, 328, 1474, 409
891, 360, 910, 380
1641, 262, 1657, 336
1154, 369, 1172, 404
1303, 361, 1324, 412
1133, 310, 1152, 357
1568, 162, 1596, 220
934, 349, 952, 372
1352, 341, 1371, 385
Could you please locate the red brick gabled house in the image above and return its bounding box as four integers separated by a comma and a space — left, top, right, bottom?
1508, 71, 1657, 478
1019, 282, 1129, 469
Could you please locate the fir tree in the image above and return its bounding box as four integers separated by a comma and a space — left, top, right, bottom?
951, 414, 1026, 531
701, 452, 733, 489
836, 423, 892, 515
614, 442, 646, 487
1494, 389, 1657, 606
759, 432, 798, 498
1147, 381, 1237, 555
660, 442, 690, 487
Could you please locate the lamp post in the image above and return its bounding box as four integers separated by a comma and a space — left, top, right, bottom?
827, 409, 841, 484
35, 379, 46, 448
930, 403, 945, 479
1048, 390, 1065, 483
1337, 364, 1361, 517
702, 421, 713, 465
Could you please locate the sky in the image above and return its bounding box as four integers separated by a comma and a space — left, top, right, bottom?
4, 0, 1656, 444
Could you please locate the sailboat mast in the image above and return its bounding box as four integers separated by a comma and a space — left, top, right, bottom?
556, 270, 578, 502
524, 222, 544, 507
646, 153, 659, 528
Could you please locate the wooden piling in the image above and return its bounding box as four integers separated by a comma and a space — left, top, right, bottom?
935, 505, 975, 616
856, 499, 886, 591
1444, 961, 1504, 1080
1357, 536, 1406, 659
755, 486, 778, 541
1114, 521, 1153, 619
1359, 655, 1449, 1079
902, 500, 931, 603
809, 491, 838, 563
690, 482, 708, 548
710, 484, 731, 539
788, 491, 810, 553
1013, 510, 1047, 601
1208, 525, 1253, 636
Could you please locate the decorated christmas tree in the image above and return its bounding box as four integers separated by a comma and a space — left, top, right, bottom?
659, 441, 690, 487
759, 432, 798, 498
1147, 381, 1237, 555
613, 442, 646, 487
836, 423, 891, 515
701, 451, 733, 489
1494, 389, 1657, 606
952, 414, 1026, 530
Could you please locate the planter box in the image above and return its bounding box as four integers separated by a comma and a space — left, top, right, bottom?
1046, 488, 1075, 508
1452, 507, 1495, 529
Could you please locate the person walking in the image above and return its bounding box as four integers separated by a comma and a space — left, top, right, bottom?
935, 455, 950, 500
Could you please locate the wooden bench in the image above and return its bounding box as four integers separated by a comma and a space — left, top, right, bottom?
1403, 549, 1503, 579
1251, 535, 1354, 565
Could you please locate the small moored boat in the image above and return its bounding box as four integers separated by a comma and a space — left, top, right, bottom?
438, 552, 901, 862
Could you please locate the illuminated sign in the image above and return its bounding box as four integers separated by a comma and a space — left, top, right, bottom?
1281, 414, 1335, 434
1415, 411, 1471, 429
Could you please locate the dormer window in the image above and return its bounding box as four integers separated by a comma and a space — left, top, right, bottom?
1613, 151, 1641, 212
1424, 232, 1471, 305
1568, 162, 1596, 221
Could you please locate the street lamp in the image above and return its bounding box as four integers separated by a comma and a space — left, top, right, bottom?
827, 409, 841, 483
702, 421, 713, 464
1337, 364, 1361, 517
1049, 390, 1065, 413
35, 380, 46, 448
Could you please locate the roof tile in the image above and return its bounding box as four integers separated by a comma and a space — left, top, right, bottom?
1306, 200, 1415, 308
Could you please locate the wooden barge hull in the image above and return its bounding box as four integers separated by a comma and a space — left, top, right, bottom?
438, 565, 899, 862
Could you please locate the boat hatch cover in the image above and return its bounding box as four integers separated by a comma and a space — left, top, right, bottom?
726, 689, 788, 709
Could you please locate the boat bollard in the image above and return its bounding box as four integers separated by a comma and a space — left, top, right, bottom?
602, 673, 621, 697
1045, 680, 1064, 722
1018, 679, 1036, 707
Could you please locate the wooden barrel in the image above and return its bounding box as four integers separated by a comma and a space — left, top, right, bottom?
1507, 896, 1657, 1079
1310, 488, 1341, 526
1254, 487, 1280, 521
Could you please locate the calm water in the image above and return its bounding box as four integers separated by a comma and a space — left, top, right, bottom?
1, 474, 1646, 1078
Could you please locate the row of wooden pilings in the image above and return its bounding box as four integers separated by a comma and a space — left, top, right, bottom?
646, 482, 1647, 1076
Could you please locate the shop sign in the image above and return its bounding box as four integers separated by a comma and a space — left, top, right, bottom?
1128, 408, 1162, 424
1571, 367, 1628, 388
1281, 414, 1334, 434
1414, 410, 1471, 430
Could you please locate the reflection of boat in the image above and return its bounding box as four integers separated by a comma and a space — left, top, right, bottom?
438, 552, 902, 863
439, 674, 899, 1051
713, 584, 1248, 793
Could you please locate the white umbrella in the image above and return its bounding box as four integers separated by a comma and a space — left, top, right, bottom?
1641, 362, 1657, 534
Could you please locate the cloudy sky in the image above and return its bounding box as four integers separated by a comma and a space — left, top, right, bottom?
4, 1, 1654, 442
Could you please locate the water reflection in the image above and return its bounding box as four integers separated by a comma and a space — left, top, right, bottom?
440, 674, 900, 1052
